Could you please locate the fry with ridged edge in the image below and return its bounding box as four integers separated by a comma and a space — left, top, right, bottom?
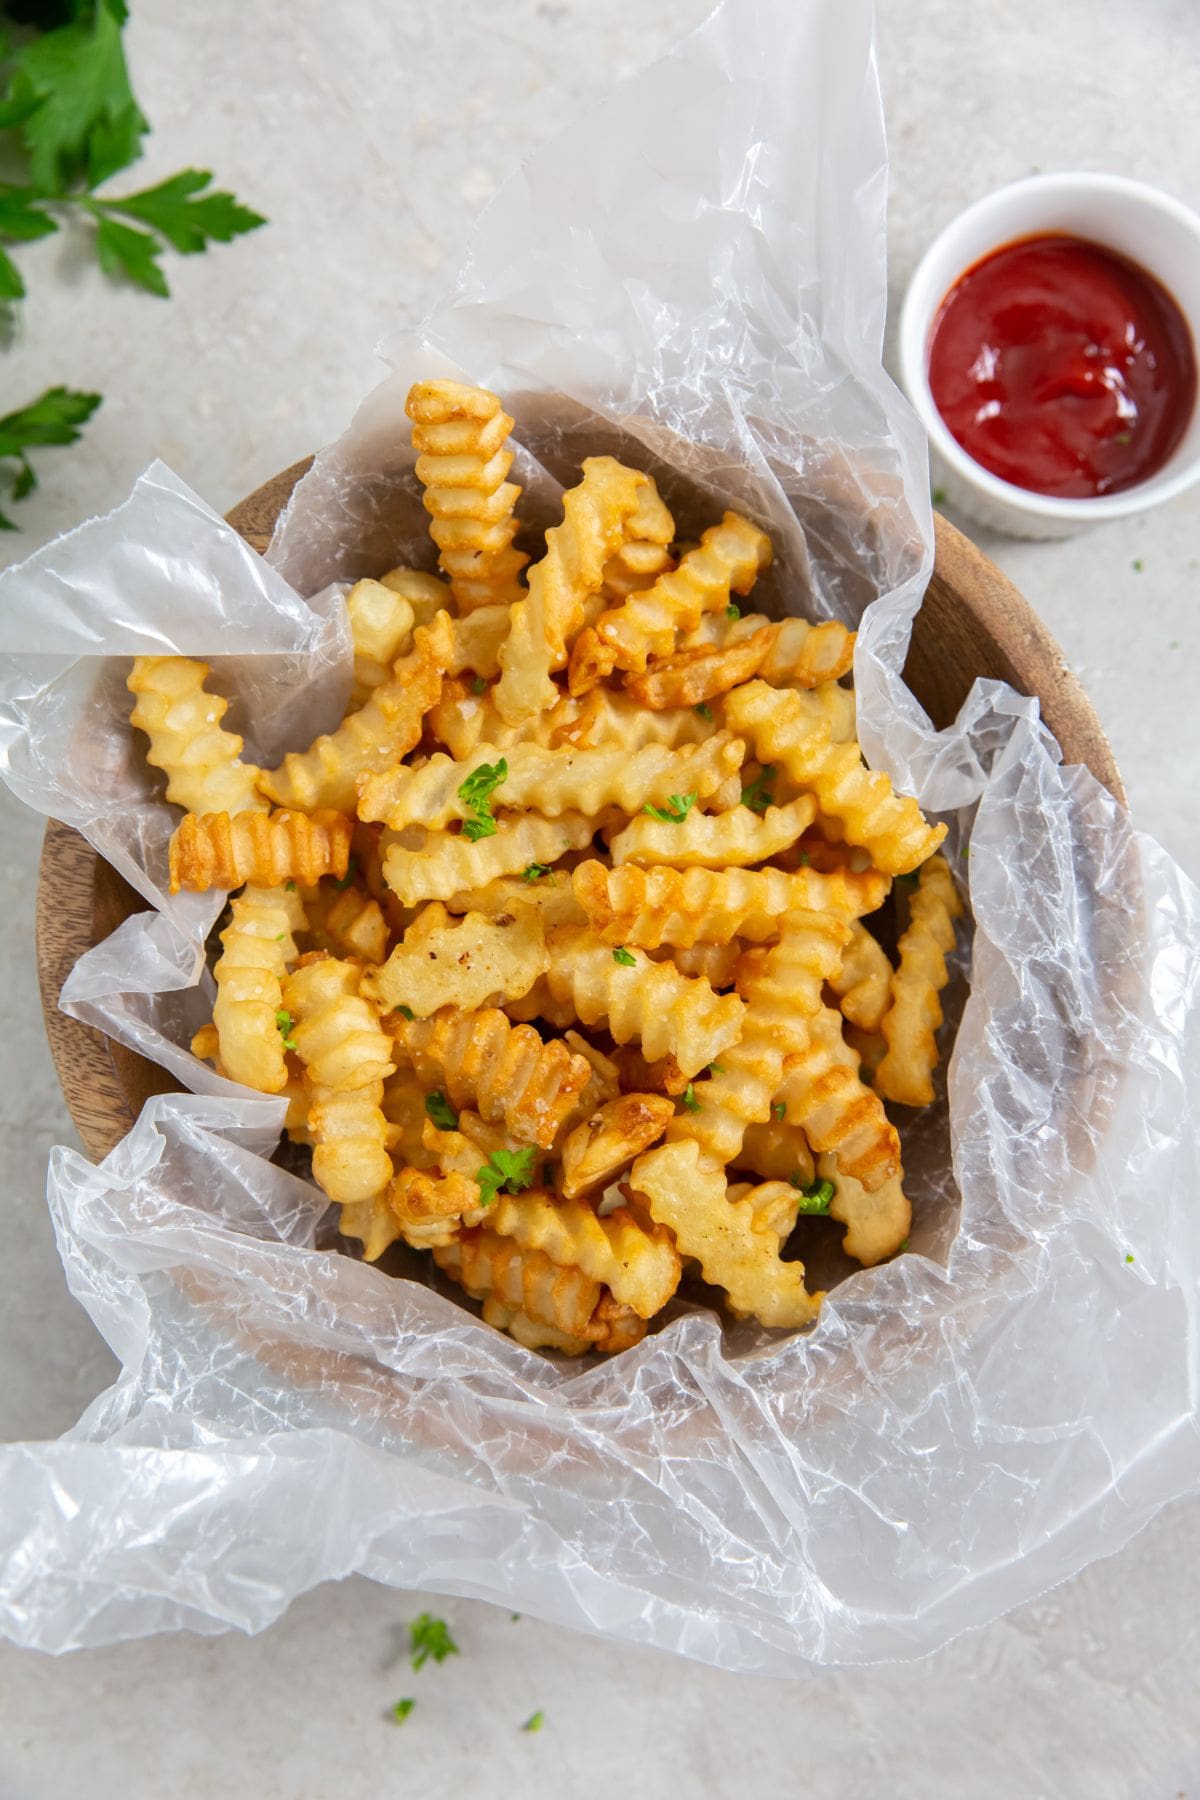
358, 732, 742, 830
169, 807, 352, 893
631, 1140, 823, 1329
128, 656, 266, 817
819, 1151, 911, 1266
598, 477, 675, 605
495, 455, 647, 722
363, 902, 548, 1017
875, 853, 962, 1105
774, 1003, 901, 1191
666, 909, 849, 1164
346, 578, 415, 708
733, 1119, 815, 1188
392, 1007, 593, 1148
542, 926, 745, 1077
674, 611, 856, 689
550, 685, 711, 753
568, 512, 772, 692
212, 884, 306, 1093
488, 1190, 680, 1318
442, 873, 586, 929
724, 680, 945, 875
428, 678, 578, 761
559, 1092, 676, 1198
382, 813, 593, 907
572, 859, 889, 947
827, 920, 893, 1033
434, 1230, 644, 1351
608, 795, 815, 869
306, 883, 389, 965
257, 612, 454, 812
407, 380, 528, 610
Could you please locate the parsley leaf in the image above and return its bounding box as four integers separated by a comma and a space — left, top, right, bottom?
726, 602, 740, 620
284, 879, 296, 892
476, 1146, 537, 1207
931, 485, 948, 507
100, 167, 265, 254
425, 1090, 458, 1132
274, 1007, 297, 1052
390, 1698, 415, 1724
791, 1176, 835, 1214
680, 1083, 701, 1113
458, 756, 507, 841
10, 1, 147, 193
94, 212, 167, 295
521, 861, 552, 883
470, 675, 487, 694
897, 1237, 910, 1253
693, 702, 713, 721
408, 1613, 459, 1671
642, 791, 697, 824
612, 946, 637, 967
740, 765, 775, 814
772, 1101, 786, 1120
392, 1004, 415, 1021
522, 1711, 545, 1734
0, 386, 100, 527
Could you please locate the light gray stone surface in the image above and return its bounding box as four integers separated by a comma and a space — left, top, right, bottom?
1, 2, 1197, 1794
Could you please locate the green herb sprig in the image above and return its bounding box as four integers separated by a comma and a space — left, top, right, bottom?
408, 1613, 459, 1671
476, 1146, 537, 1207
740, 766, 775, 814
643, 791, 697, 824
425, 1090, 458, 1132
457, 756, 507, 841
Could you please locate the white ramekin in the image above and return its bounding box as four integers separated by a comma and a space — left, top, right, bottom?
899, 173, 1200, 539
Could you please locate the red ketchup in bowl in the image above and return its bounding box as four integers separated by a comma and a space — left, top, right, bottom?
927, 234, 1197, 498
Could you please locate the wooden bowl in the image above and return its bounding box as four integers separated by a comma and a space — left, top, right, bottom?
36, 461, 1123, 1160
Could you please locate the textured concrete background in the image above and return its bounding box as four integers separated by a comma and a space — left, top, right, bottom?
2, 1, 1198, 1794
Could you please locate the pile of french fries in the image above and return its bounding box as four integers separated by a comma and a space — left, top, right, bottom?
127, 380, 962, 1355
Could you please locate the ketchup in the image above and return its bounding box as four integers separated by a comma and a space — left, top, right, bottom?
927, 235, 1197, 498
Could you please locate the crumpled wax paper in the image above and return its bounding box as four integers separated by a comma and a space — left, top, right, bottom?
2, 0, 1199, 1673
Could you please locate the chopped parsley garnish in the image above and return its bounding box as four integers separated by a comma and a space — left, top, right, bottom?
706, 1062, 724, 1074
285, 879, 296, 891
393, 1004, 415, 1021
797, 851, 810, 867
898, 1237, 910, 1253
521, 861, 552, 883
740, 765, 775, 814
772, 1101, 786, 1120
522, 1711, 545, 1734
477, 1146, 538, 1207
931, 485, 948, 507
680, 1083, 701, 1113
425, 1090, 458, 1131
275, 1007, 297, 1051
612, 946, 637, 967
458, 756, 508, 842
471, 675, 487, 694
694, 702, 713, 721
1132, 558, 1144, 573
1125, 1252, 1136, 1264
726, 602, 740, 620
791, 1175, 835, 1214
333, 853, 358, 891
408, 1613, 459, 1671
510, 1612, 521, 1622
274, 932, 285, 941
642, 791, 698, 824
390, 1698, 415, 1724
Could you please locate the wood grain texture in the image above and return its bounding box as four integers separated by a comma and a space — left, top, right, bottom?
37, 468, 1123, 1162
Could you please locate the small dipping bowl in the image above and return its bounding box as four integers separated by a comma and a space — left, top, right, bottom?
900, 173, 1200, 538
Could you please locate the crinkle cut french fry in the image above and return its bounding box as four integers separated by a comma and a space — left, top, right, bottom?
169, 807, 352, 893
393, 1007, 593, 1148
428, 679, 578, 760
572, 859, 889, 947
724, 680, 945, 875
362, 902, 548, 1017
258, 613, 454, 813
666, 909, 848, 1164
549, 685, 712, 752
599, 477, 675, 603
875, 852, 962, 1106
820, 1151, 911, 1267
559, 1092, 676, 1198
358, 732, 743, 830
434, 1230, 603, 1343
381, 812, 593, 907
495, 456, 647, 722
346, 578, 415, 708
442, 873, 586, 929
673, 611, 856, 689
447, 605, 511, 678
727, 1179, 803, 1240
632, 1140, 822, 1329
775, 1003, 901, 1191
732, 1120, 815, 1188
624, 624, 776, 711
378, 566, 453, 625
488, 1190, 680, 1318
312, 884, 390, 965
608, 795, 815, 869
212, 884, 306, 1093
407, 380, 528, 610
542, 926, 745, 1077
479, 1299, 591, 1355
388, 1165, 487, 1249
827, 920, 893, 1033
128, 656, 266, 817
569, 511, 773, 692
653, 941, 742, 989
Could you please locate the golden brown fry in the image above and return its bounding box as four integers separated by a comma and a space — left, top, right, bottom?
362, 902, 548, 1017
258, 613, 454, 813
656, 941, 742, 988
442, 873, 587, 929
559, 1092, 676, 1198
392, 1007, 593, 1148
599, 478, 675, 603
212, 885, 307, 1093
727, 1179, 803, 1239
128, 656, 266, 817
572, 858, 889, 947
607, 1046, 689, 1098
624, 624, 775, 710
479, 1300, 591, 1355
379, 567, 453, 626
388, 1164, 487, 1249
447, 605, 511, 678
346, 578, 415, 708
774, 1004, 901, 1191
827, 920, 893, 1033
434, 1229, 608, 1345
631, 1140, 823, 1329
496, 456, 647, 722
733, 1120, 815, 1188
407, 380, 528, 610
549, 685, 713, 753
676, 611, 856, 688
428, 677, 578, 760
875, 853, 962, 1106
608, 795, 815, 868
844, 1023, 887, 1083
820, 1151, 911, 1266
542, 926, 746, 1077
381, 812, 593, 907
168, 807, 352, 893
489, 1190, 680, 1318
724, 680, 945, 875
313, 884, 390, 965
